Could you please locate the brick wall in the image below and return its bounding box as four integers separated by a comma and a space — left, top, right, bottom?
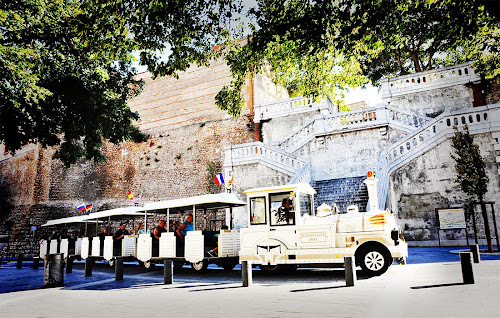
0, 60, 255, 257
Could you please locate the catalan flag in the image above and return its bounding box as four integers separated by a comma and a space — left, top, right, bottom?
77, 204, 85, 212
214, 173, 224, 185
227, 175, 234, 187
85, 204, 93, 213
127, 191, 134, 200
369, 213, 386, 225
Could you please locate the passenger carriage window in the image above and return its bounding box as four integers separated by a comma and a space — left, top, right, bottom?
269, 192, 295, 226
299, 194, 313, 217
250, 197, 266, 225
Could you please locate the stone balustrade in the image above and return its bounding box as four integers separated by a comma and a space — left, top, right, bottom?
381, 62, 481, 103
254, 96, 334, 123
288, 162, 311, 184
376, 103, 500, 208
224, 142, 307, 176
278, 106, 430, 153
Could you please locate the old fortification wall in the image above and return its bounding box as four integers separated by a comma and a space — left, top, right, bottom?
0, 60, 255, 257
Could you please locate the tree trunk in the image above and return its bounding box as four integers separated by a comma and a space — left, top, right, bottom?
480, 200, 494, 252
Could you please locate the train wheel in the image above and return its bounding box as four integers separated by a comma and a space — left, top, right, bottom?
191, 260, 208, 271
221, 260, 238, 271
259, 264, 281, 274
357, 245, 391, 276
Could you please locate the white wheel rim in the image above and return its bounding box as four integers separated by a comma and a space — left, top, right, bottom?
192, 262, 203, 270
364, 251, 385, 271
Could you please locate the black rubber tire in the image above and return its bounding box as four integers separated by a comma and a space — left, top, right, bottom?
221, 260, 238, 271
357, 245, 391, 276
259, 264, 282, 274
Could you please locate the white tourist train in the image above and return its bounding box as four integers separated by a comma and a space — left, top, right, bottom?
40, 172, 407, 276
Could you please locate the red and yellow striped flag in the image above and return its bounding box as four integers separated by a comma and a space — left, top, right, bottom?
369, 213, 386, 225
127, 191, 134, 200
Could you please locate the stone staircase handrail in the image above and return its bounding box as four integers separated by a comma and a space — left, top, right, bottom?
278, 105, 431, 153
288, 161, 311, 184
381, 62, 481, 103
376, 103, 500, 208
224, 142, 307, 176
254, 96, 333, 122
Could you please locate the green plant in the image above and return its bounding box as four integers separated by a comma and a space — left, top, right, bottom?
451, 124, 493, 252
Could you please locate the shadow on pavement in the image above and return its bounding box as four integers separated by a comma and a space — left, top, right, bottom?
410, 282, 464, 289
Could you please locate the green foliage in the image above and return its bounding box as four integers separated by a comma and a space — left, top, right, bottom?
0, 0, 143, 167
212, 0, 500, 115
4, 0, 500, 162
451, 125, 489, 201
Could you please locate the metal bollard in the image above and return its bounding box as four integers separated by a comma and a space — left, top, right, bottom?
115, 258, 124, 281
241, 261, 252, 287
84, 258, 93, 277
66, 256, 73, 273
33, 257, 40, 269
43, 253, 64, 288
470, 244, 481, 263
164, 260, 173, 285
17, 254, 23, 269
344, 256, 357, 287
460, 252, 474, 284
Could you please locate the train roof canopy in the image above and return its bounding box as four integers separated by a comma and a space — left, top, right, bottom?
41, 215, 88, 227
80, 207, 145, 221
142, 192, 246, 213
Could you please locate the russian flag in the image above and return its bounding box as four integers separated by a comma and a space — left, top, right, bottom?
214, 173, 224, 185
77, 204, 85, 212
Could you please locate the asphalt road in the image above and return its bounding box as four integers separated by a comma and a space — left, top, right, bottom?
1, 246, 500, 294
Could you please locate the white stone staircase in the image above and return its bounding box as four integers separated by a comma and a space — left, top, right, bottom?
276, 105, 430, 154
225, 104, 431, 186
375, 103, 500, 209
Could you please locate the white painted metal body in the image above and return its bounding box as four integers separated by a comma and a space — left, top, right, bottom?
239, 181, 408, 269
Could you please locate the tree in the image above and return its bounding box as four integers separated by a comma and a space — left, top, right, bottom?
3, 0, 500, 165
213, 0, 500, 115
1, 0, 245, 166
451, 125, 493, 252
0, 0, 143, 166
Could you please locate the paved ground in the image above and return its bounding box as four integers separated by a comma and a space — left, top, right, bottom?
1, 248, 500, 318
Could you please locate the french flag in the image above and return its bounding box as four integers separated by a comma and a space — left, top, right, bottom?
214, 173, 224, 185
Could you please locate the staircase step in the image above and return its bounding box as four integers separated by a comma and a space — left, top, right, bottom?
312, 176, 368, 213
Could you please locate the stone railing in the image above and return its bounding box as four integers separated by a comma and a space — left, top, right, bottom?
381, 62, 481, 103
0, 143, 37, 162
254, 96, 335, 123
376, 103, 500, 208
277, 106, 430, 153
288, 161, 311, 184
224, 142, 307, 176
